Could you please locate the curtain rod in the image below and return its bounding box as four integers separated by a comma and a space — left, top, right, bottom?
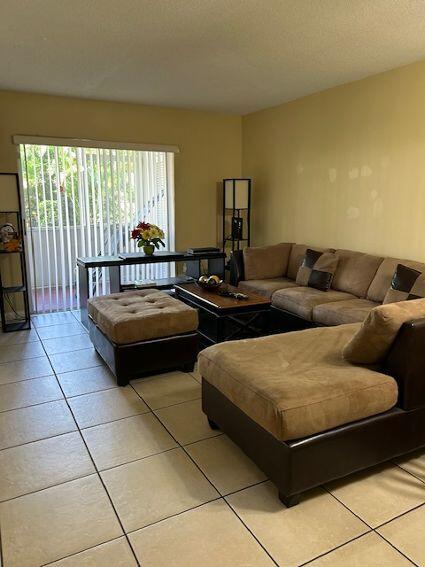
12, 135, 180, 154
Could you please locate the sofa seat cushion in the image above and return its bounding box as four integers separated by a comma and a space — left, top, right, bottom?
272, 286, 355, 320
313, 299, 379, 326
199, 325, 398, 441
243, 243, 293, 280
88, 290, 198, 345
238, 277, 297, 299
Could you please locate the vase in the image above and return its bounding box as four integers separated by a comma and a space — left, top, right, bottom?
143, 245, 155, 256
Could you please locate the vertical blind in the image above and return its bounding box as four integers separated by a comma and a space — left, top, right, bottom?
20, 143, 174, 313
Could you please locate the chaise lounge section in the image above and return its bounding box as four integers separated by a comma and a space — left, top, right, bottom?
200, 300, 425, 506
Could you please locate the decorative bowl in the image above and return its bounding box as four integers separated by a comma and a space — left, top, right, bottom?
197, 275, 223, 291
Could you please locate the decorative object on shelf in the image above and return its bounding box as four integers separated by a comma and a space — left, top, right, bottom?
222, 178, 252, 265
187, 247, 220, 255
197, 274, 223, 291
0, 223, 22, 253
131, 221, 165, 255
0, 173, 31, 332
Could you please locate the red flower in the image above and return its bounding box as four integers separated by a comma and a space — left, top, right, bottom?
137, 221, 150, 230
131, 229, 140, 239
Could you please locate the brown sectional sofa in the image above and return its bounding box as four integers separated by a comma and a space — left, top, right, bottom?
231, 243, 425, 327
201, 303, 425, 507
200, 244, 425, 506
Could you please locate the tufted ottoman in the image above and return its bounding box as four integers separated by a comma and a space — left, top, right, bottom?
87, 289, 199, 385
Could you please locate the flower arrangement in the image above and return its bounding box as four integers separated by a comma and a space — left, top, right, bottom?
131, 222, 165, 255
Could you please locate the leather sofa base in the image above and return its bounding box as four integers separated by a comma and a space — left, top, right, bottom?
89, 317, 198, 386
270, 305, 320, 333
202, 379, 425, 505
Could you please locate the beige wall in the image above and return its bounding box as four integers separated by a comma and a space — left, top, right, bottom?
242, 60, 425, 262
0, 90, 242, 250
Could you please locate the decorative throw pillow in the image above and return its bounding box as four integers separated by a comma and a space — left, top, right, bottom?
383, 264, 425, 304
343, 298, 425, 364
296, 249, 339, 291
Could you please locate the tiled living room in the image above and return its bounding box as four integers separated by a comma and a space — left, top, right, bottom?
1, 2, 425, 566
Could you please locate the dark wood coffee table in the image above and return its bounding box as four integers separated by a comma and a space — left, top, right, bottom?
174, 282, 271, 346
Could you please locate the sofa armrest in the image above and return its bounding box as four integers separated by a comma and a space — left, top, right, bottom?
384, 318, 425, 410
229, 250, 245, 286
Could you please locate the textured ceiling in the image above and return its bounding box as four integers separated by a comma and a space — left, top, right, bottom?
1, 0, 425, 114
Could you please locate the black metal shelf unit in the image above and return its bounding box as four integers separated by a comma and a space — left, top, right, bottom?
0, 173, 31, 332
222, 178, 252, 264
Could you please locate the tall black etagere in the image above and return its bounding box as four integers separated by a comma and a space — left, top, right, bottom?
0, 173, 31, 332
222, 178, 252, 263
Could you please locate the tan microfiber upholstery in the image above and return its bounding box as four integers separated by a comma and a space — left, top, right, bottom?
243, 243, 293, 280
367, 257, 425, 303
287, 244, 329, 280
238, 277, 297, 299
343, 298, 425, 364
88, 290, 198, 345
332, 249, 384, 298
199, 325, 398, 441
272, 286, 355, 320
313, 299, 379, 326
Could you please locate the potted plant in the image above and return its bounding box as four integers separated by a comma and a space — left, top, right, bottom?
131, 222, 165, 255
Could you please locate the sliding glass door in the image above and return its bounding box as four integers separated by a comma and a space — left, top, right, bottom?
19, 143, 174, 313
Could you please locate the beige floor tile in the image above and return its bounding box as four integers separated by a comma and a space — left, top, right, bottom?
69, 387, 149, 428
395, 449, 425, 482
82, 413, 177, 470
190, 362, 202, 383
378, 504, 425, 566
36, 322, 86, 340
0, 475, 123, 567
57, 365, 116, 397
132, 371, 201, 409
0, 376, 63, 412
43, 333, 93, 355
0, 329, 39, 346
0, 341, 45, 364
0, 400, 76, 450
186, 435, 266, 495
49, 348, 103, 374
0, 356, 53, 385
307, 532, 412, 566
47, 537, 137, 566
326, 464, 425, 527
129, 499, 274, 567
155, 399, 222, 445
226, 482, 368, 567
0, 431, 95, 501
32, 311, 77, 327
102, 447, 218, 531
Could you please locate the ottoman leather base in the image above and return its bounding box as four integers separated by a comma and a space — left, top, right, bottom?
89, 317, 198, 386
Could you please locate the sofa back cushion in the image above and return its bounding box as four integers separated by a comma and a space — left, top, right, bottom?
287, 244, 329, 280
332, 249, 383, 298
367, 257, 425, 303
243, 243, 293, 281
343, 298, 425, 364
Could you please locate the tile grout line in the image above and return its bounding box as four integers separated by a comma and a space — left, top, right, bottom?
373, 531, 418, 567
35, 327, 142, 567
391, 460, 425, 485
5, 318, 425, 565
40, 534, 128, 567
128, 382, 280, 565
